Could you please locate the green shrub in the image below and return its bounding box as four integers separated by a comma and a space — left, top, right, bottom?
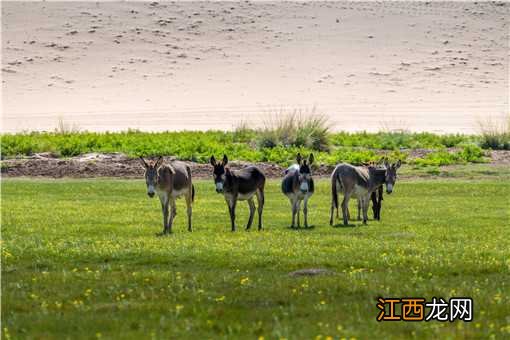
413, 145, 486, 167
0, 130, 488, 167
458, 144, 485, 163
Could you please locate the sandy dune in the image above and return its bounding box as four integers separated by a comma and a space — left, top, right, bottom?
2, 1, 508, 133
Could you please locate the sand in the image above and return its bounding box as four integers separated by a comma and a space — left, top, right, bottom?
2, 1, 509, 134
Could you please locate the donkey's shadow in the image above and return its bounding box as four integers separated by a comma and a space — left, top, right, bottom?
286, 225, 316, 231
331, 223, 357, 228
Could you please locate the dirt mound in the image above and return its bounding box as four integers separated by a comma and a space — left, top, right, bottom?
0, 153, 336, 179
288, 268, 335, 277
2, 151, 509, 179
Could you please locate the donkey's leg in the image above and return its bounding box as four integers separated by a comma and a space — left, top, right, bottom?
357, 199, 362, 221
167, 198, 177, 234
256, 189, 264, 230
329, 198, 335, 226
296, 200, 302, 228
186, 193, 192, 232
246, 198, 255, 230
371, 191, 378, 220
341, 193, 351, 226
290, 199, 298, 228
229, 197, 237, 232
362, 196, 369, 225
303, 196, 310, 228
330, 181, 337, 226
225, 198, 233, 230
377, 187, 383, 220
158, 192, 169, 235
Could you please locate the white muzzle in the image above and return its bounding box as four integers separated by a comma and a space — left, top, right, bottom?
300, 181, 309, 192
215, 182, 224, 192
386, 183, 393, 193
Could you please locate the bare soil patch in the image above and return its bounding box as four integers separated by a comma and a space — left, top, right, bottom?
2, 151, 509, 179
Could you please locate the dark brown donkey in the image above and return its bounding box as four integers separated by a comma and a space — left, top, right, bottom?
210, 155, 265, 231
140, 156, 194, 235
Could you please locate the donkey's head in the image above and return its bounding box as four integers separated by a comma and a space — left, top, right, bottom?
140, 156, 164, 198
384, 159, 401, 194
296, 153, 314, 193
210, 154, 228, 193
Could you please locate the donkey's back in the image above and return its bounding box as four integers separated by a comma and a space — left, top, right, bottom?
158, 161, 192, 195
233, 166, 266, 192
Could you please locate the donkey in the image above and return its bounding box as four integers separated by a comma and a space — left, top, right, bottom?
210, 155, 265, 231
330, 160, 401, 226
281, 153, 315, 228
140, 156, 194, 235
331, 166, 384, 222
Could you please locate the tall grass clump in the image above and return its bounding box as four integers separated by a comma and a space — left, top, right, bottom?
55, 116, 80, 134
257, 110, 330, 151
478, 115, 510, 150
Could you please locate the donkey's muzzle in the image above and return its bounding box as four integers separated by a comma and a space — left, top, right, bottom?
215, 182, 224, 193
386, 184, 393, 194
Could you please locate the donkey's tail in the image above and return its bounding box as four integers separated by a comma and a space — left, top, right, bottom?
331, 173, 339, 211
186, 165, 195, 202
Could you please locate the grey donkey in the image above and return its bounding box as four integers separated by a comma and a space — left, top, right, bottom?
140, 156, 194, 235
330, 160, 401, 226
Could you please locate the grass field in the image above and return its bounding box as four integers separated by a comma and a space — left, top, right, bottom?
2, 178, 509, 339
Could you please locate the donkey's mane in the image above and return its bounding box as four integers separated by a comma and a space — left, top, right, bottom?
369, 167, 386, 183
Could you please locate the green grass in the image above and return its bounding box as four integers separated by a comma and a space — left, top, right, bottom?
0, 130, 487, 166
2, 178, 509, 339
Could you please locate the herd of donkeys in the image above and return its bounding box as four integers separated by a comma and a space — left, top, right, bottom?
139, 154, 401, 235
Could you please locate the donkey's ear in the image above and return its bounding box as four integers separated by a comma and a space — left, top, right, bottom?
155, 156, 164, 168
395, 159, 402, 169
384, 158, 390, 169
296, 153, 302, 164
210, 155, 216, 166
308, 153, 314, 165
139, 156, 148, 168
222, 154, 228, 166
